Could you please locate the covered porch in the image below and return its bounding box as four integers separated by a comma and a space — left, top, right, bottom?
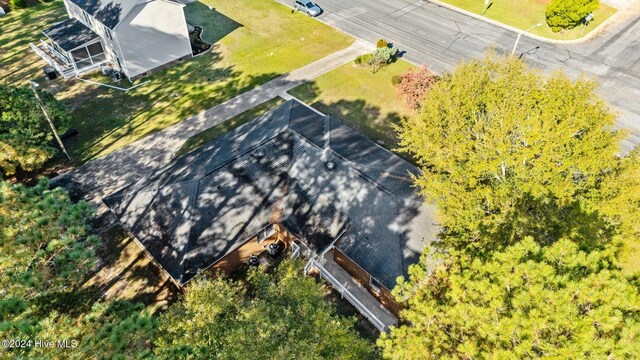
30, 18, 107, 79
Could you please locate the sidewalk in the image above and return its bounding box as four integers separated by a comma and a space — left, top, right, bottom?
53, 39, 371, 204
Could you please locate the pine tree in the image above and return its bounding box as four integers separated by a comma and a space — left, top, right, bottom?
0, 85, 70, 175
0, 179, 154, 358
379, 238, 640, 359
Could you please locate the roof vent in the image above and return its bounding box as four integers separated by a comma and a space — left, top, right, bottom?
325, 161, 336, 171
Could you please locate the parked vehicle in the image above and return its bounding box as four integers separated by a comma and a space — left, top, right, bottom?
293, 0, 322, 17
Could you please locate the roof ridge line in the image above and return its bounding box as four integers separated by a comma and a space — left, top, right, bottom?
200, 132, 284, 178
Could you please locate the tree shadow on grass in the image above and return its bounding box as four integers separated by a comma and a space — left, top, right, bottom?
0, 2, 68, 83
289, 81, 413, 162
71, 224, 180, 310
55, 44, 281, 164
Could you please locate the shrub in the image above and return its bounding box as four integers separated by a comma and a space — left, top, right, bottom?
394, 65, 438, 110
9, 0, 26, 9
391, 74, 402, 86
369, 46, 398, 73
355, 53, 373, 65
374, 46, 398, 64
376, 38, 389, 49
0, 85, 70, 175
546, 0, 599, 32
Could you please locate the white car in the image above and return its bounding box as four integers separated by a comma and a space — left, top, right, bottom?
293, 0, 322, 17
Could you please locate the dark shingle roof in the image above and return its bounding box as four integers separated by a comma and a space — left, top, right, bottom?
104, 100, 437, 288
69, 0, 137, 29
43, 18, 100, 51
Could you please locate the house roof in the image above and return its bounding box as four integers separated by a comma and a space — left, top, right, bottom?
43, 18, 100, 51
104, 100, 438, 288
68, 0, 139, 29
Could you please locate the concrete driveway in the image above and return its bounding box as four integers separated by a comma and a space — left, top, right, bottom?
280, 0, 640, 152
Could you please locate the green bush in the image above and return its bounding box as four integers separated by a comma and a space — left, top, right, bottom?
8, 0, 26, 9
546, 0, 599, 32
369, 47, 398, 73
376, 38, 389, 49
373, 46, 397, 64
0, 85, 70, 175
391, 74, 402, 86
354, 53, 373, 65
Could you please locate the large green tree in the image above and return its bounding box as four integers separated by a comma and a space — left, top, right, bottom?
379, 238, 640, 359
155, 260, 374, 359
385, 55, 640, 359
0, 85, 70, 176
397, 55, 625, 252
0, 178, 97, 300
0, 179, 154, 358
595, 147, 640, 267
546, 0, 599, 32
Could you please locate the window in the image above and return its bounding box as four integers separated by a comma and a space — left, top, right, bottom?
370, 277, 383, 292
81, 10, 91, 25
104, 26, 113, 41
87, 42, 104, 57
256, 225, 275, 244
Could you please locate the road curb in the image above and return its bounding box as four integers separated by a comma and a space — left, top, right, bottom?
427, 0, 626, 45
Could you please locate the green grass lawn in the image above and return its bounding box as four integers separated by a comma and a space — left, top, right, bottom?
0, 0, 352, 164
439, 0, 616, 40
176, 96, 286, 157
289, 60, 413, 148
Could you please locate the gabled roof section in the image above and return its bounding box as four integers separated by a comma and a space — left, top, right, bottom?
104, 100, 437, 288
69, 0, 139, 29
43, 18, 100, 51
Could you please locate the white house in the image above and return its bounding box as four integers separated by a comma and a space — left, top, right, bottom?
31, 0, 193, 81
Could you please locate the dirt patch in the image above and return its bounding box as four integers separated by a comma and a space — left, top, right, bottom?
82, 225, 180, 313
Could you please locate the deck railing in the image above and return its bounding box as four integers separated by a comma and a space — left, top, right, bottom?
30, 40, 107, 79
30, 42, 77, 79
305, 258, 387, 332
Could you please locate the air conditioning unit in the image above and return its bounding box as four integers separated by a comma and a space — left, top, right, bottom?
100, 64, 113, 76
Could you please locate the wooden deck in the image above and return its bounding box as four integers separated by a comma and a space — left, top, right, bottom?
306, 252, 398, 332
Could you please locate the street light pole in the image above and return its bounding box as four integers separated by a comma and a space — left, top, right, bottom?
512, 23, 542, 55
28, 81, 71, 161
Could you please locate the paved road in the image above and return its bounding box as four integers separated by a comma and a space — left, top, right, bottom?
283, 0, 640, 152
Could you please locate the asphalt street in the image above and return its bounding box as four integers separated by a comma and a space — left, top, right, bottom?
280, 0, 640, 152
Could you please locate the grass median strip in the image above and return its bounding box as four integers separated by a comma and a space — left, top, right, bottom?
438, 0, 616, 40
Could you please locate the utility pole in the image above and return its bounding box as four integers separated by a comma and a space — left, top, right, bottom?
29, 81, 71, 161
